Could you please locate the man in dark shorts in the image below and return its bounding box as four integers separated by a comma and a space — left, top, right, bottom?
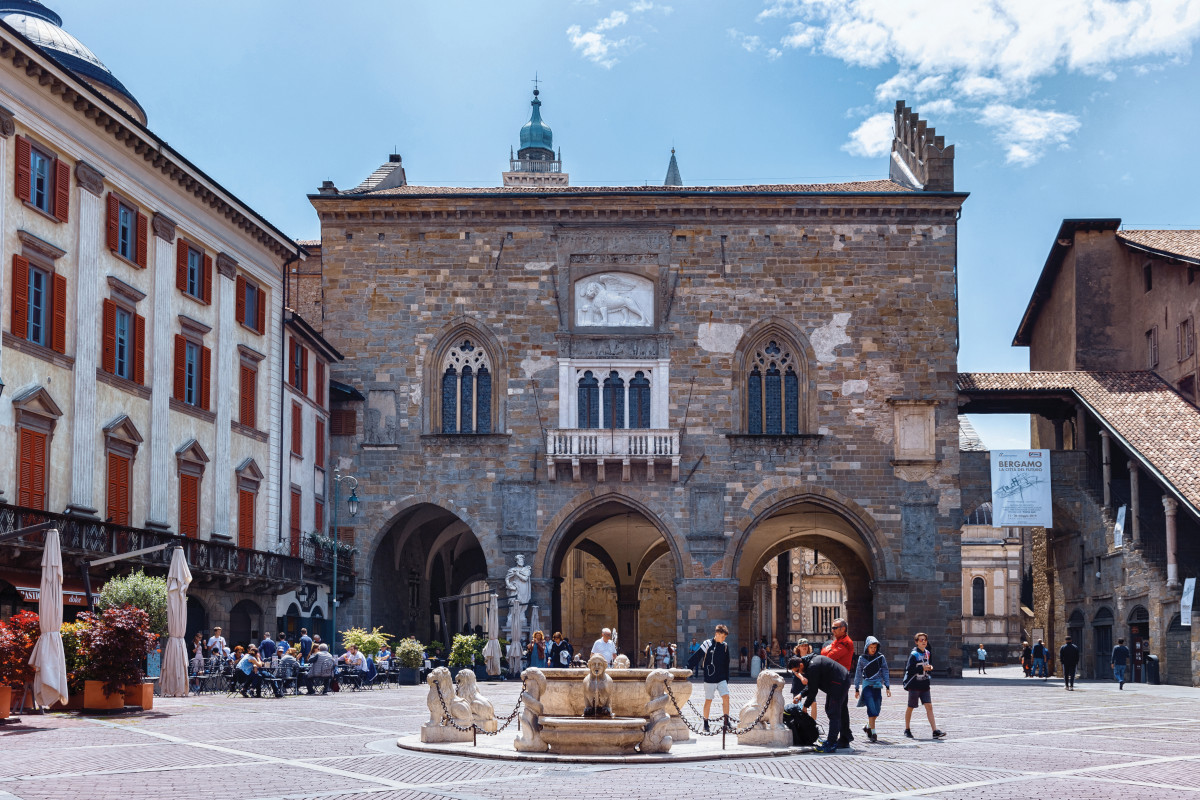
902, 632, 945, 740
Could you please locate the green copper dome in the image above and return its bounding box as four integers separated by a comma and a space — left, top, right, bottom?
519, 90, 553, 153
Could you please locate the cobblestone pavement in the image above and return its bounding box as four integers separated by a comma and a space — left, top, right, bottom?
2, 666, 1197, 799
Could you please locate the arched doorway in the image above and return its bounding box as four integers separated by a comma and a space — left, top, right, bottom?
185, 596, 208, 646
548, 499, 679, 661
735, 499, 875, 654
1093, 606, 1114, 680
229, 599, 262, 649
1067, 609, 1085, 675
370, 504, 486, 644
281, 603, 302, 644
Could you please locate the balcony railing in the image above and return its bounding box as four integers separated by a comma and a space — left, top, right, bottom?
300, 539, 356, 595
0, 503, 303, 589
546, 428, 681, 482
509, 158, 562, 173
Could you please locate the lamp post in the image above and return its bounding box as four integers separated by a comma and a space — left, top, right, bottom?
329, 469, 359, 653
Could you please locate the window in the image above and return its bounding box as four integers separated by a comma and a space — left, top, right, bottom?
1189, 267, 1196, 285
289, 338, 308, 394
107, 452, 130, 525
291, 402, 303, 456
26, 265, 47, 347
235, 275, 265, 333
173, 333, 211, 409
10, 255, 66, 354
237, 489, 255, 550
629, 372, 651, 428
331, 408, 357, 436
315, 418, 325, 468
106, 193, 147, 268
747, 340, 801, 434
175, 239, 211, 302
1178, 316, 1194, 361
577, 371, 599, 429
314, 497, 324, 535
972, 576, 986, 617
573, 366, 658, 429
289, 488, 302, 558
239, 364, 257, 428
1147, 326, 1159, 368
179, 474, 199, 538
440, 338, 492, 433
1144, 263, 1153, 293
102, 299, 145, 384
17, 428, 48, 511
14, 136, 69, 222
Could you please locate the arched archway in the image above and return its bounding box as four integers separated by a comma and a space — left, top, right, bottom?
229, 599, 263, 649
185, 596, 208, 646
369, 503, 487, 644
546, 496, 682, 660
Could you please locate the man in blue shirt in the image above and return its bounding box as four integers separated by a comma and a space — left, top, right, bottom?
299, 628, 313, 663
259, 634, 276, 661
1111, 638, 1131, 689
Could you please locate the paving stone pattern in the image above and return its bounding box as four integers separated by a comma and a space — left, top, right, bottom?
1, 667, 1197, 800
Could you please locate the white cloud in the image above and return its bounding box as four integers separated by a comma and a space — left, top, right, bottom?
977, 104, 1082, 165
842, 111, 894, 157
596, 10, 629, 31
631, 0, 672, 13
567, 11, 632, 68
728, 28, 763, 53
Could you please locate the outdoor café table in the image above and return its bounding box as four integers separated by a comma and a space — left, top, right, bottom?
337, 665, 363, 691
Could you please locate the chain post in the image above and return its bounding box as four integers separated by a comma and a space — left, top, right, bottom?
722, 714, 727, 750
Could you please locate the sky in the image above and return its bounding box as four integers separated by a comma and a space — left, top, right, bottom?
44, 0, 1200, 448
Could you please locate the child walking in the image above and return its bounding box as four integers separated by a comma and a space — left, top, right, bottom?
975, 643, 988, 674
853, 635, 891, 742
902, 632, 946, 740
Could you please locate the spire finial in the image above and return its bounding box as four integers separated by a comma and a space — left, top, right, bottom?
532, 72, 540, 97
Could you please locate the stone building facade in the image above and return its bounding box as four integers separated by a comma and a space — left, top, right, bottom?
310, 100, 969, 672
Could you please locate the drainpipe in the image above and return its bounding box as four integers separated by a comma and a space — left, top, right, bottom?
279, 251, 302, 552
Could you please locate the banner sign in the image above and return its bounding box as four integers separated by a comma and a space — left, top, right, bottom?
991, 450, 1053, 527
1183, 578, 1195, 628
1113, 505, 1127, 548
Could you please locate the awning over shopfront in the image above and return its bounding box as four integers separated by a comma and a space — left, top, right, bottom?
0, 569, 97, 606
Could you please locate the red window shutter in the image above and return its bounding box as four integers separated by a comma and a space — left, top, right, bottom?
200, 345, 212, 410
135, 211, 148, 268
314, 499, 324, 534
53, 158, 70, 223
107, 193, 120, 252
240, 364, 256, 428
11, 254, 29, 339
133, 314, 146, 384
107, 453, 130, 526
315, 418, 325, 468
176, 239, 188, 291
331, 408, 356, 436
238, 490, 255, 550
316, 361, 326, 408
255, 286, 266, 333
202, 254, 213, 303
235, 275, 246, 324
101, 298, 116, 374
179, 474, 199, 538
18, 428, 48, 510
292, 402, 303, 455
289, 489, 302, 557
300, 347, 309, 396
173, 335, 186, 401
15, 136, 31, 202
288, 338, 296, 387
50, 272, 67, 354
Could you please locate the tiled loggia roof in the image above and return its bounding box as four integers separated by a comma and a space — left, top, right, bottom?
353, 179, 917, 197
1117, 230, 1200, 264
957, 371, 1200, 514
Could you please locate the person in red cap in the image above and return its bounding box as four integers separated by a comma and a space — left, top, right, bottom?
821, 618, 855, 748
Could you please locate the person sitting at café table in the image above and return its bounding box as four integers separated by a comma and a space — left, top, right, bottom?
306, 644, 337, 694
277, 647, 301, 694
376, 644, 391, 670
236, 646, 265, 697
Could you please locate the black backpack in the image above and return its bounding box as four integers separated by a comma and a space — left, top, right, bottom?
686, 640, 710, 674
783, 708, 821, 746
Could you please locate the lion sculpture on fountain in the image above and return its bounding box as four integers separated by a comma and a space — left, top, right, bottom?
455, 669, 498, 733
514, 667, 548, 752
736, 668, 791, 747
420, 666, 473, 743
640, 668, 674, 753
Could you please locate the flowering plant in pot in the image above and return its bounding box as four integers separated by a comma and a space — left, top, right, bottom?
0, 610, 40, 717
77, 606, 156, 706
393, 637, 424, 684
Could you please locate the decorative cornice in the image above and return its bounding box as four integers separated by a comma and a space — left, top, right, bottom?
0, 103, 15, 138
17, 229, 66, 261
106, 275, 146, 304
237, 343, 267, 364
216, 252, 238, 279
74, 160, 104, 195
178, 314, 212, 337
152, 212, 176, 242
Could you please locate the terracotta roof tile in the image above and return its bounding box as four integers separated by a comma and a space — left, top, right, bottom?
1118, 230, 1200, 264
958, 371, 1200, 513
294, 239, 320, 248
353, 179, 917, 197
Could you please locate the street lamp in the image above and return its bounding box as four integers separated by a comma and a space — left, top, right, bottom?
329, 469, 359, 654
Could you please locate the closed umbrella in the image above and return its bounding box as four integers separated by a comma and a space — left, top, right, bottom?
528, 605, 541, 641
28, 529, 67, 708
506, 600, 523, 677
482, 593, 502, 676
160, 547, 193, 697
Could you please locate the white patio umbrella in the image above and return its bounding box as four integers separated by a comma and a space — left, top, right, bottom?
506, 601, 524, 677
481, 593, 502, 676
528, 605, 542, 641
160, 547, 193, 697
27, 528, 67, 708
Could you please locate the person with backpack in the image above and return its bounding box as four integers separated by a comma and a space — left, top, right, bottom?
903, 632, 945, 740
1059, 635, 1080, 691
790, 653, 850, 753
853, 635, 891, 743
1032, 639, 1048, 679
1111, 638, 1130, 689
686, 624, 730, 733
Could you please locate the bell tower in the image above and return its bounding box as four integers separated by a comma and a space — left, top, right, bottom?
503, 85, 569, 187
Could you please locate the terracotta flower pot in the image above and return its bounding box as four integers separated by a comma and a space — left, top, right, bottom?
123, 683, 153, 710
83, 680, 124, 711
0, 685, 10, 719
50, 693, 84, 711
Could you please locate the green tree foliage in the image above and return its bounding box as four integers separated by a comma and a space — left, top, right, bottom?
98, 570, 168, 638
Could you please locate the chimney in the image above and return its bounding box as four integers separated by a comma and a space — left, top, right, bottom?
889, 101, 954, 192
318, 180, 339, 195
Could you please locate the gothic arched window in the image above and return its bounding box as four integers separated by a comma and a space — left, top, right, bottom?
578, 371, 599, 429
972, 576, 986, 617
629, 371, 651, 428
440, 339, 492, 434
747, 340, 800, 435
602, 371, 625, 429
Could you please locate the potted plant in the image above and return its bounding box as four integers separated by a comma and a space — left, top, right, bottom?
393, 637, 424, 685
340, 626, 391, 659
98, 570, 167, 703
448, 633, 481, 679
53, 621, 88, 710
0, 610, 40, 718
78, 606, 156, 710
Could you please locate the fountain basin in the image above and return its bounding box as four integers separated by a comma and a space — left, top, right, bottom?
539, 716, 647, 755
537, 668, 692, 740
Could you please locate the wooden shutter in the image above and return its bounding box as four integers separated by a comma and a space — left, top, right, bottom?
255, 286, 265, 333
316, 361, 326, 408
202, 254, 213, 303
18, 428, 47, 510
314, 499, 324, 535
315, 418, 325, 468
135, 211, 148, 268
291, 402, 303, 455
289, 489, 302, 557
14, 136, 31, 202
101, 298, 116, 374
133, 314, 146, 384
331, 408, 356, 436
300, 347, 309, 396
235, 275, 246, 324
179, 474, 199, 538
50, 272, 67, 354
200, 345, 211, 410
106, 193, 120, 252
239, 364, 256, 428
173, 335, 186, 400
288, 338, 296, 387
53, 159, 70, 223
107, 453, 130, 526
11, 254, 29, 338
237, 489, 255, 550
175, 239, 188, 291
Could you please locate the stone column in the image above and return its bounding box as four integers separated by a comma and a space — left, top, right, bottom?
1128, 461, 1140, 546
765, 557, 778, 645
66, 161, 106, 517
1163, 496, 1180, 588
1052, 419, 1065, 450
212, 254, 238, 537
146, 214, 177, 529
0, 106, 13, 502
652, 357, 670, 428
616, 585, 639, 660
1075, 406, 1087, 450
1100, 429, 1112, 509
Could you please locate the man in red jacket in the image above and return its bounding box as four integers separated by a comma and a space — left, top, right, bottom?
821, 618, 854, 748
